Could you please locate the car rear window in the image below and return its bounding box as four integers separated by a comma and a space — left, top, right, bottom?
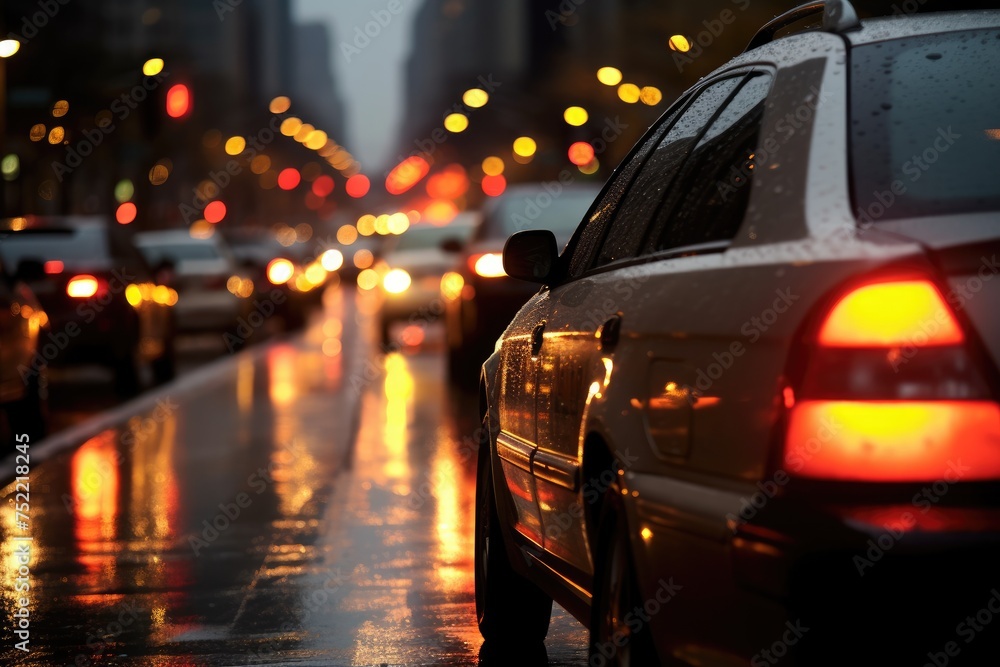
850, 28, 1000, 222
0, 227, 109, 267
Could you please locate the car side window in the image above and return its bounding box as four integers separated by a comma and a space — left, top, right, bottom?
649, 73, 772, 253
589, 76, 744, 269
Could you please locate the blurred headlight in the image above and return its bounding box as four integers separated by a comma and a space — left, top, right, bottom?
267, 258, 294, 285
383, 268, 411, 294
320, 248, 344, 271
125, 284, 143, 307
472, 253, 506, 278
304, 262, 327, 286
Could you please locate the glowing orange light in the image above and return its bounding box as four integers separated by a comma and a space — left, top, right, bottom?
346, 174, 370, 198
277, 168, 301, 190
786, 400, 1000, 481
312, 175, 335, 197
116, 202, 137, 224
426, 165, 469, 199
472, 252, 506, 278
66, 275, 99, 298
204, 200, 226, 223
166, 84, 191, 118
481, 174, 506, 197
385, 156, 430, 195
819, 280, 963, 347
423, 199, 459, 224
44, 260, 64, 274
568, 142, 595, 166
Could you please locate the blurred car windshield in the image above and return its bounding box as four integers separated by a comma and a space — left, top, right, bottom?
850, 28, 1000, 222
485, 188, 600, 239
0, 228, 108, 266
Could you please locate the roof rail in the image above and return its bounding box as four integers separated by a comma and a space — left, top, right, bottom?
745, 0, 861, 51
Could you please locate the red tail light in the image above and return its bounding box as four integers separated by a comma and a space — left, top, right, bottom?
66, 275, 100, 298
784, 278, 1000, 482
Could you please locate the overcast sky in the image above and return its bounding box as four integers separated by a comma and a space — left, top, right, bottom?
294, 0, 424, 174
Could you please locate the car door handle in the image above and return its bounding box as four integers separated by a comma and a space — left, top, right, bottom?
597, 314, 622, 352
531, 322, 545, 356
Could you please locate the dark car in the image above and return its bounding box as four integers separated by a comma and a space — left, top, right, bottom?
0, 252, 47, 441
0, 216, 176, 395
476, 4, 1000, 665
442, 183, 600, 383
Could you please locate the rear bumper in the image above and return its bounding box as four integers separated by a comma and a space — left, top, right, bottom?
632, 488, 1000, 664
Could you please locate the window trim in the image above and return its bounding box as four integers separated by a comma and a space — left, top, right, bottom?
555, 64, 768, 287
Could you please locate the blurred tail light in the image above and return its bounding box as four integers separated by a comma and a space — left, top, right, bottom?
66, 275, 100, 298
440, 271, 464, 301
470, 252, 506, 278
383, 268, 411, 294
784, 278, 1000, 482
44, 260, 64, 274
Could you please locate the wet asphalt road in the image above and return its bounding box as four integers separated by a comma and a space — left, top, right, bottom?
0, 286, 589, 666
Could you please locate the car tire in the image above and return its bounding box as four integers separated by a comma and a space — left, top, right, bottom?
590, 477, 658, 666
475, 427, 552, 643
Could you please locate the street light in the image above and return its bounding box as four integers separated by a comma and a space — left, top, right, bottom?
0, 40, 19, 58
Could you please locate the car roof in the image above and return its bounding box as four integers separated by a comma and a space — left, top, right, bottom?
134, 230, 218, 245
845, 9, 1000, 46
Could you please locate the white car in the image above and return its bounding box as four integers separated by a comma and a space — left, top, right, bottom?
134, 231, 252, 334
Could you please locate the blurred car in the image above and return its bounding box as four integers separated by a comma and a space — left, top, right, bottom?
442, 183, 600, 383
0, 253, 48, 441
134, 230, 254, 336
476, 5, 1000, 665
0, 216, 176, 395
377, 215, 478, 346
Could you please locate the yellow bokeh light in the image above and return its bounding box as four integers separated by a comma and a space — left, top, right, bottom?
356, 214, 376, 236
563, 106, 588, 126
579, 158, 600, 175
640, 86, 663, 106
387, 212, 410, 235
29, 124, 46, 142
280, 117, 302, 137
444, 113, 468, 133
52, 100, 69, 117
142, 58, 164, 76
618, 83, 641, 104
294, 123, 314, 142
482, 156, 504, 176
189, 219, 214, 239
374, 214, 391, 235
250, 155, 271, 174
669, 35, 691, 52
224, 136, 246, 155
597, 66, 623, 86
269, 96, 291, 114
356, 268, 379, 291
462, 88, 489, 108
354, 248, 374, 269
304, 130, 328, 150
513, 136, 537, 158
48, 126, 65, 144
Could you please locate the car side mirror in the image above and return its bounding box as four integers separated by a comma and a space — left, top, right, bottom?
14, 259, 45, 283
503, 230, 558, 284
440, 237, 463, 253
